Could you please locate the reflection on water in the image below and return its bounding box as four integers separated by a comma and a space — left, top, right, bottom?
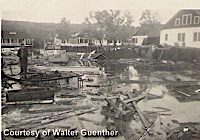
138, 95, 200, 123
99, 61, 200, 123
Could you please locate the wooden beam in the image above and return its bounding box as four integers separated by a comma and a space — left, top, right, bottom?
127, 93, 149, 128
124, 94, 145, 103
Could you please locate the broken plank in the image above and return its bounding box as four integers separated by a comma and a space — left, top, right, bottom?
178, 91, 191, 97
91, 96, 119, 101
28, 105, 92, 112
124, 94, 145, 103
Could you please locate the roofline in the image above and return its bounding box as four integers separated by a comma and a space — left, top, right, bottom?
161, 9, 200, 30
193, 9, 200, 15
129, 28, 139, 38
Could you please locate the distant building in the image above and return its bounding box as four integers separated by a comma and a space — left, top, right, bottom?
68, 32, 122, 46
68, 32, 92, 46
131, 24, 163, 46
160, 9, 200, 48
1, 30, 33, 48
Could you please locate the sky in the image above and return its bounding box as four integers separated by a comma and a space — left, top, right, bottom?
1, 0, 200, 26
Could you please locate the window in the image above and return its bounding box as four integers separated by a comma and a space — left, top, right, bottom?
165, 34, 168, 41
194, 33, 197, 41
11, 39, 17, 43
80, 39, 83, 43
4, 39, 9, 43
132, 38, 137, 43
178, 33, 181, 41
84, 39, 88, 43
199, 33, 200, 41
178, 33, 185, 41
182, 14, 192, 25
26, 39, 32, 45
194, 16, 200, 24
182, 33, 185, 41
193, 32, 200, 41
175, 18, 180, 26
18, 39, 23, 43
182, 15, 187, 25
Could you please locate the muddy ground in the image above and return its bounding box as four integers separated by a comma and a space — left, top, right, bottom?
1, 58, 200, 140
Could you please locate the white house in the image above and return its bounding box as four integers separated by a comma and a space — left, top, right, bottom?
160, 9, 200, 48
131, 24, 162, 46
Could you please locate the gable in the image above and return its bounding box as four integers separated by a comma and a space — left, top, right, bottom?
162, 9, 200, 30
132, 24, 163, 37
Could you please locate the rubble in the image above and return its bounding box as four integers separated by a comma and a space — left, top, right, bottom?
2, 57, 200, 140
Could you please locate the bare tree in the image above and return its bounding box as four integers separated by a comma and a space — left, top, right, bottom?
139, 10, 161, 25
84, 10, 134, 45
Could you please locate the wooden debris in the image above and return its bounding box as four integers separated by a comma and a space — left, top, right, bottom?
7, 110, 73, 129
91, 96, 119, 101
153, 107, 171, 112
101, 98, 136, 121
78, 117, 101, 125
28, 105, 92, 113
124, 94, 145, 103
178, 91, 191, 97
127, 93, 150, 128
86, 84, 111, 88
86, 84, 101, 87
18, 108, 98, 130
6, 87, 55, 102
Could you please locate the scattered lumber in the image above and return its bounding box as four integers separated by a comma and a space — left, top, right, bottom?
7, 110, 73, 129
101, 98, 136, 121
23, 108, 98, 130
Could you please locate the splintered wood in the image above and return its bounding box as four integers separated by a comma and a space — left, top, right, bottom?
101, 94, 150, 128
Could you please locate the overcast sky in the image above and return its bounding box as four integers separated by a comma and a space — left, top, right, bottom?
1, 0, 200, 26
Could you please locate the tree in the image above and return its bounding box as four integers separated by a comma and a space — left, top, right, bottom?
56, 17, 70, 42
139, 10, 161, 25
84, 10, 134, 45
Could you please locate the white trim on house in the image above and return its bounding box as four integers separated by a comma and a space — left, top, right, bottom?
182, 14, 193, 25
131, 35, 148, 46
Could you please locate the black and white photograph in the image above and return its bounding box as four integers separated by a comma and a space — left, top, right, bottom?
1, 0, 200, 139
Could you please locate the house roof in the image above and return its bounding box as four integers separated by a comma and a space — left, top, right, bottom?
194, 9, 200, 15
70, 32, 90, 38
161, 9, 200, 30
131, 24, 163, 38
1, 30, 31, 39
